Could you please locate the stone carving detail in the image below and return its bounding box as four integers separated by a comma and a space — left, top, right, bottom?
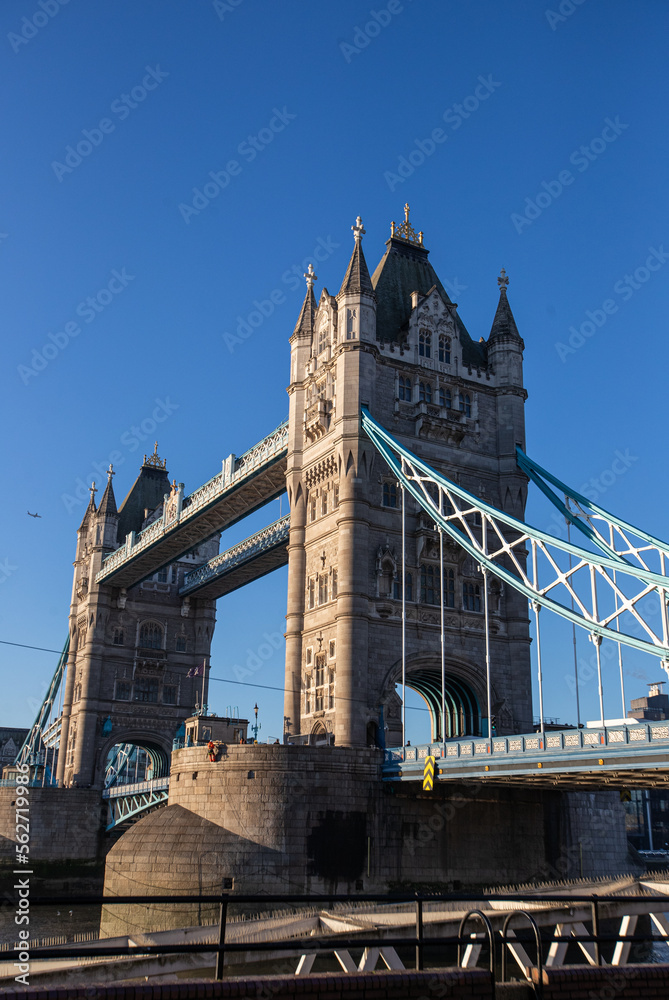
305, 455, 337, 487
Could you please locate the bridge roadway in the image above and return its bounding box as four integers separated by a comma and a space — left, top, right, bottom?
95, 421, 288, 589
383, 721, 669, 789
179, 514, 289, 601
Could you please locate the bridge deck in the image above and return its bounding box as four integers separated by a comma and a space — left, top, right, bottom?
95, 422, 288, 589
383, 723, 669, 788
179, 515, 289, 600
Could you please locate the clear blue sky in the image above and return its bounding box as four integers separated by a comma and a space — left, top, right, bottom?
2, 0, 668, 743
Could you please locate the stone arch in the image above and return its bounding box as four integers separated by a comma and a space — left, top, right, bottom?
380, 653, 485, 742
96, 729, 173, 787
309, 721, 329, 746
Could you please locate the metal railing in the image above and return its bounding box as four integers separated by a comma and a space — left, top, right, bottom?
385, 721, 669, 767
16, 889, 669, 989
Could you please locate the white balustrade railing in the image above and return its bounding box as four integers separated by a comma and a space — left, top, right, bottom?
97, 421, 288, 580
183, 515, 290, 591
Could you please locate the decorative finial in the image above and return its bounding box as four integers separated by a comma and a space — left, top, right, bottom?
498, 268, 509, 291
142, 441, 167, 470
89, 481, 98, 501
392, 204, 424, 245
107, 464, 115, 481
304, 263, 317, 289
351, 216, 366, 244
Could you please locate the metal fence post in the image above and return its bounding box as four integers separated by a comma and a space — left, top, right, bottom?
215, 895, 228, 980
591, 895, 601, 966
415, 898, 424, 970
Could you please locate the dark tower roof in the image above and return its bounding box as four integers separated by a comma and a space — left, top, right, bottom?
78, 484, 97, 531
489, 269, 521, 342
116, 444, 170, 544
293, 284, 318, 337
339, 239, 373, 296
370, 206, 486, 367
97, 467, 118, 518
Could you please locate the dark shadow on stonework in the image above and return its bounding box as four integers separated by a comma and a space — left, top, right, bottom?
307, 810, 366, 883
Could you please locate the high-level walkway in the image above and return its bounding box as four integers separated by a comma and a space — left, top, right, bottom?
95, 421, 288, 589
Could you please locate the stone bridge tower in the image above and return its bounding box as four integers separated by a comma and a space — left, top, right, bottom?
284, 208, 531, 747
56, 446, 218, 789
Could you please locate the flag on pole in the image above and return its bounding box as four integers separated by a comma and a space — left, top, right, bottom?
187, 662, 204, 678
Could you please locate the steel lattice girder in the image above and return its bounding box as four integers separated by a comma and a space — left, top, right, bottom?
361, 407, 669, 661
180, 515, 290, 600
517, 446, 669, 575
15, 636, 69, 766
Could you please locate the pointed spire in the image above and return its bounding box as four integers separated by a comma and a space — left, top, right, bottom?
78, 482, 98, 531
98, 464, 118, 518
489, 268, 521, 341
339, 215, 373, 296
292, 265, 318, 336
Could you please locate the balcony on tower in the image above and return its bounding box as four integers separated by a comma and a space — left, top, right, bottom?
304, 398, 329, 441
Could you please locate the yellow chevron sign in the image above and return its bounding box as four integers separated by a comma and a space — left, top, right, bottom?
423, 755, 435, 792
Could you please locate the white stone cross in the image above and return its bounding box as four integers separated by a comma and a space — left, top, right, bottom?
352, 216, 366, 243
304, 263, 318, 289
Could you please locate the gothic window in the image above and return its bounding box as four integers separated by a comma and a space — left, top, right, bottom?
73, 683, 81, 702
163, 685, 177, 706
305, 676, 312, 715
66, 721, 76, 767
444, 568, 455, 608
439, 387, 452, 409
306, 647, 313, 666
176, 635, 187, 652
134, 676, 159, 703
393, 571, 413, 601
346, 308, 357, 339
112, 628, 124, 646
333, 483, 339, 508
328, 669, 335, 709
438, 335, 451, 364
463, 582, 481, 612
398, 375, 412, 401
331, 568, 338, 599
420, 564, 439, 605
319, 574, 328, 604
139, 622, 163, 649
321, 492, 328, 516
156, 567, 168, 583
318, 319, 328, 355
419, 381, 432, 404
308, 578, 315, 609
419, 329, 431, 358
310, 494, 317, 522
115, 680, 132, 701
315, 653, 326, 711
329, 639, 336, 658
458, 392, 472, 417
383, 482, 398, 508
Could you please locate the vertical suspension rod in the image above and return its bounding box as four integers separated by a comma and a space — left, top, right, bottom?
566, 517, 582, 728
531, 543, 545, 737
401, 479, 406, 748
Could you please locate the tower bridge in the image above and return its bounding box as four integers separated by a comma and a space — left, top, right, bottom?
6, 206, 669, 899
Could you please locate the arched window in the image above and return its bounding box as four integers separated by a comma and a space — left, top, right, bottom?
420, 564, 439, 605
176, 635, 187, 652
393, 571, 413, 601
458, 392, 471, 417
398, 376, 412, 401
444, 568, 455, 607
318, 319, 329, 355
112, 628, 124, 646
419, 329, 431, 358
419, 382, 432, 404
438, 335, 451, 364
139, 621, 163, 650
383, 482, 398, 508
439, 387, 451, 409
463, 582, 481, 612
